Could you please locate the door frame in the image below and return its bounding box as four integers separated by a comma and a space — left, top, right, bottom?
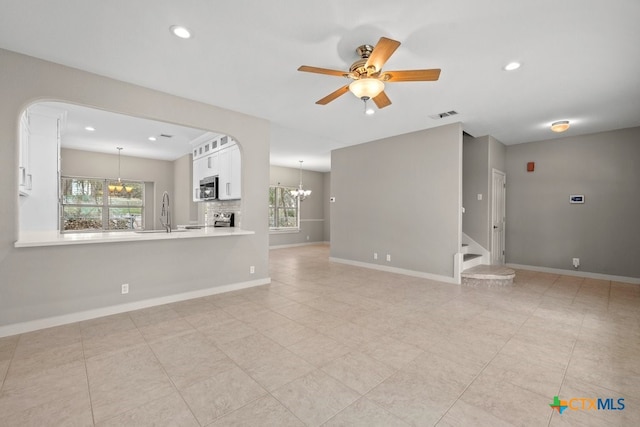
491, 168, 506, 264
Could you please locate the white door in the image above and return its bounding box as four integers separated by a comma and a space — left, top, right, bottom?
491, 169, 506, 264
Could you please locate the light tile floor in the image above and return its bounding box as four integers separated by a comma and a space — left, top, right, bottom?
0, 243, 638, 426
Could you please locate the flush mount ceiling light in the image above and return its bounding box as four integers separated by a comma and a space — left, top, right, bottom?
170, 25, 192, 39
290, 160, 312, 201
148, 136, 157, 141
504, 62, 521, 71
84, 126, 95, 132
551, 120, 570, 133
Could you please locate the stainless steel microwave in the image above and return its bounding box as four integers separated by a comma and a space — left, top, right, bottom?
199, 176, 218, 200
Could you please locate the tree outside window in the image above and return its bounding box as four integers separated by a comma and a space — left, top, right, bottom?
269, 185, 299, 230
61, 177, 144, 232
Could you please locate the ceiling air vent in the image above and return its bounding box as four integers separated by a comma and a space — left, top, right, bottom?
160, 134, 173, 138
429, 110, 459, 120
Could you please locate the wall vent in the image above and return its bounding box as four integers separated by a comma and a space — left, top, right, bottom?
160, 134, 173, 138
429, 110, 459, 120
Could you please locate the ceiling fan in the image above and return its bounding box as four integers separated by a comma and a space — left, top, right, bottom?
298, 37, 441, 112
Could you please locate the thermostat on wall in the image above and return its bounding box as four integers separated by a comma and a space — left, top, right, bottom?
570, 195, 584, 204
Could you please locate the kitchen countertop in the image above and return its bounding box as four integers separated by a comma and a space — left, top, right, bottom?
15, 227, 254, 248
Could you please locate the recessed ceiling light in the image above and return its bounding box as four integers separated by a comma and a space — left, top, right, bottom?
170, 25, 192, 39
551, 120, 570, 132
85, 126, 95, 132
148, 136, 157, 141
504, 62, 521, 71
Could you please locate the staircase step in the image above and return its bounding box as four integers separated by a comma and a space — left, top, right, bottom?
461, 264, 515, 287
461, 243, 469, 254
463, 253, 481, 261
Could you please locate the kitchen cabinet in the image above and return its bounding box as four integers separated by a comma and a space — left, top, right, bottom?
18, 111, 32, 196
192, 137, 221, 201
192, 156, 207, 201
191, 134, 241, 201
218, 142, 241, 200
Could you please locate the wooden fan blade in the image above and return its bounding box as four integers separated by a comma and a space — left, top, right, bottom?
316, 85, 350, 105
373, 91, 392, 109
298, 65, 348, 77
365, 37, 401, 72
383, 69, 441, 82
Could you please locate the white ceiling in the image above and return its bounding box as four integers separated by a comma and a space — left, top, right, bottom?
2, 0, 639, 172
35, 102, 211, 161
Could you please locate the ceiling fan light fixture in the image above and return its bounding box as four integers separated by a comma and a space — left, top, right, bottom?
362, 97, 375, 115
551, 120, 570, 133
349, 78, 384, 99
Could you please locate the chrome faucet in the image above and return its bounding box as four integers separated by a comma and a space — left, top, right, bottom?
160, 191, 171, 233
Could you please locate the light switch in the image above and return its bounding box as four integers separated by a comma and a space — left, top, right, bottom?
477, 194, 483, 201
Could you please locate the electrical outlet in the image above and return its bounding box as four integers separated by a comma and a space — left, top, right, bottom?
373, 252, 378, 260
306, 235, 310, 241
250, 266, 255, 274
121, 283, 129, 294
572, 258, 580, 269
386, 254, 391, 262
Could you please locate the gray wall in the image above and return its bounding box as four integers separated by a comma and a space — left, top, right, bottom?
323, 172, 331, 242
463, 135, 490, 248
61, 148, 175, 230
506, 126, 640, 278
331, 123, 463, 278
489, 135, 506, 175
0, 49, 270, 330
269, 165, 327, 246
173, 154, 198, 227
462, 135, 506, 252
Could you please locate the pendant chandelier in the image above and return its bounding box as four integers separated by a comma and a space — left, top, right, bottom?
108, 147, 133, 194
290, 160, 311, 201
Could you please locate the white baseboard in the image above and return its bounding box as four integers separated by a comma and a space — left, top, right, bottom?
506, 263, 640, 284
270, 241, 329, 249
0, 278, 271, 339
330, 257, 460, 285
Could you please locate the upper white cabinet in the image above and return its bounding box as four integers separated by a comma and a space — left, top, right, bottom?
19, 105, 64, 231
191, 134, 241, 201
218, 143, 241, 200
18, 111, 32, 196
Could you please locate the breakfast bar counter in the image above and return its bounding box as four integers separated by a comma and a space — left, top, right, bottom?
15, 227, 255, 248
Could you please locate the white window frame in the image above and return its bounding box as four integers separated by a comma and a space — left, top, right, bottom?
269, 185, 300, 232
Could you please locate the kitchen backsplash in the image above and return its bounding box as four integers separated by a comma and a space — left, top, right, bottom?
203, 200, 242, 227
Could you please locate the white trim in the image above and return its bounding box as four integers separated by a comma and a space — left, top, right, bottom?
269, 229, 300, 234
462, 232, 490, 263
506, 264, 640, 284
330, 257, 460, 285
0, 278, 271, 338
270, 241, 329, 249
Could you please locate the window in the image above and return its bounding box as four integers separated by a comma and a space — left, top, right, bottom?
61, 176, 144, 232
269, 185, 299, 230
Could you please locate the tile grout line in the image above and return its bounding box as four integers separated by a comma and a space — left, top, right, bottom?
0, 334, 20, 393
546, 298, 586, 427
79, 326, 98, 426
432, 271, 549, 426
